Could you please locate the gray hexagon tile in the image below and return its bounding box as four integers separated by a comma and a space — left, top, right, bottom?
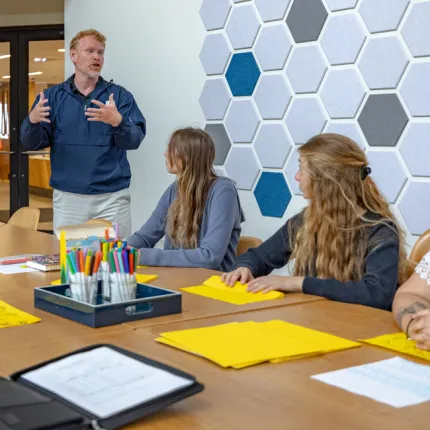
255, 0, 291, 22
358, 36, 409, 90
204, 124, 231, 166
225, 147, 260, 190
199, 33, 231, 76
366, 151, 407, 204
285, 98, 327, 144
285, 45, 327, 94
320, 68, 366, 119
254, 24, 292, 71
226, 4, 260, 50
400, 123, 430, 177
254, 75, 292, 120
359, 0, 409, 34
200, 0, 232, 31
400, 63, 430, 117
254, 124, 292, 168
320, 12, 366, 65
225, 100, 260, 143
399, 182, 430, 235
214, 166, 227, 177
326, 0, 358, 11
358, 94, 409, 147
286, 0, 328, 43
199, 79, 231, 121
284, 147, 302, 195
402, 2, 430, 58
324, 122, 366, 149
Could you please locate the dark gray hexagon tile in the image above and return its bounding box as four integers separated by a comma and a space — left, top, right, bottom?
204, 123, 232, 166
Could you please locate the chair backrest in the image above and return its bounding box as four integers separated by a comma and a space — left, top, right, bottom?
236, 236, 263, 256
85, 219, 113, 228
7, 207, 40, 231
410, 229, 430, 264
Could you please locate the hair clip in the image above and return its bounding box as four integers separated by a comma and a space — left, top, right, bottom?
361, 166, 372, 180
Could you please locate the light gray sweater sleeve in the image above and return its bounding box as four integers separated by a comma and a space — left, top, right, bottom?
126, 185, 173, 249
137, 182, 239, 269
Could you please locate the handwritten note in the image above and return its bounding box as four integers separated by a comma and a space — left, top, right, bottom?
0, 300, 41, 328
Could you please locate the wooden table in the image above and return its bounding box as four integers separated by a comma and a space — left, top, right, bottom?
1, 301, 428, 430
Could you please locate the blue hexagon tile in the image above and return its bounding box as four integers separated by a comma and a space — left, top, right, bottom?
324, 122, 366, 149
254, 74, 292, 120
225, 147, 260, 190
286, 45, 327, 94
254, 172, 292, 218
200, 33, 231, 76
254, 124, 292, 168
366, 151, 407, 204
325, 0, 358, 12
200, 0, 232, 31
399, 182, 430, 235
254, 24, 292, 72
226, 52, 261, 97
402, 2, 430, 58
400, 63, 430, 117
226, 4, 260, 50
225, 100, 260, 143
199, 79, 231, 121
359, 0, 409, 34
284, 147, 302, 195
255, 0, 292, 22
400, 123, 430, 177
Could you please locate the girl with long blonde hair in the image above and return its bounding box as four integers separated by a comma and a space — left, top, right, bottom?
222, 133, 407, 310
127, 127, 244, 270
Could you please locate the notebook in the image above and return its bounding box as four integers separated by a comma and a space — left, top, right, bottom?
26, 254, 61, 272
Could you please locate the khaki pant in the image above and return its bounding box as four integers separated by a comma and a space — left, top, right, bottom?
53, 188, 131, 238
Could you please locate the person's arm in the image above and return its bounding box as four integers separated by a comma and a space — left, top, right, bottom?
126, 185, 173, 249
137, 185, 240, 269
302, 224, 400, 310
112, 88, 146, 150
20, 94, 53, 151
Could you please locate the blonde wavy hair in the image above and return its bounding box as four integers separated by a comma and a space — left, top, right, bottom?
166, 128, 217, 249
290, 133, 407, 284
70, 29, 106, 51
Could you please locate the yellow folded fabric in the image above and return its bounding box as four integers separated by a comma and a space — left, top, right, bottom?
181, 275, 284, 305
0, 300, 41, 328
361, 332, 430, 362
136, 274, 158, 284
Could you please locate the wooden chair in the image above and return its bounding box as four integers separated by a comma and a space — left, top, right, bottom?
406, 228, 430, 278
236, 236, 263, 256
7, 207, 40, 231
85, 218, 113, 228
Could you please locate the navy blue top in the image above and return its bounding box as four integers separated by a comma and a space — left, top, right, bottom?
20, 75, 146, 195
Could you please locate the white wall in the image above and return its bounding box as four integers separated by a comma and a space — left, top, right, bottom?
0, 12, 64, 26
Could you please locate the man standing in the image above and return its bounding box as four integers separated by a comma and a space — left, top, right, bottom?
21, 29, 146, 237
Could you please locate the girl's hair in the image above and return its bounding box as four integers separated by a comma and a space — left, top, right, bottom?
289, 133, 407, 284
166, 127, 217, 249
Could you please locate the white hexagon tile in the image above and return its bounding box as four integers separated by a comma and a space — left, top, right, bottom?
199, 79, 231, 121
200, 0, 231, 31
359, 0, 409, 34
199, 33, 231, 76
402, 2, 430, 58
225, 147, 260, 190
226, 4, 260, 50
255, 0, 292, 22
225, 100, 260, 143
254, 124, 292, 168
324, 122, 366, 149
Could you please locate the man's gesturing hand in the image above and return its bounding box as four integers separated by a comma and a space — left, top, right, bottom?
29, 92, 51, 124
85, 93, 122, 127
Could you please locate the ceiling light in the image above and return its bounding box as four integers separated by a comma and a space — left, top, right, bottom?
0, 55, 11, 60
2, 75, 10, 79
34, 57, 47, 62
28, 71, 43, 76
57, 48, 65, 52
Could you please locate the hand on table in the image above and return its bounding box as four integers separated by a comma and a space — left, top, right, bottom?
221, 267, 254, 286
409, 309, 430, 350
85, 93, 122, 127
246, 276, 304, 294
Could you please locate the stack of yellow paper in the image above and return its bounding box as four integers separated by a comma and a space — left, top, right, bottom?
156, 320, 360, 369
182, 275, 284, 305
0, 300, 41, 328
362, 333, 430, 362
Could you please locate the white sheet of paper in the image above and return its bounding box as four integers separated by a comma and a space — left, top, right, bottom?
22, 346, 194, 418
0, 254, 39, 275
312, 357, 430, 408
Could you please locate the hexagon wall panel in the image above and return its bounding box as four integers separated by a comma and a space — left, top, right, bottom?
285, 98, 327, 144
324, 122, 366, 149
254, 75, 292, 120
285, 45, 327, 94
200, 0, 231, 31
226, 52, 260, 97
320, 68, 366, 119
326, 0, 358, 12
399, 182, 430, 236
402, 2, 430, 58
320, 13, 366, 66
359, 0, 409, 34
284, 147, 302, 195
358, 94, 408, 147
225, 147, 260, 190
358, 36, 409, 90
200, 33, 231, 76
226, 4, 260, 50
255, 0, 292, 22
400, 123, 430, 177
254, 124, 292, 168
214, 166, 227, 177
254, 24, 292, 71
400, 63, 430, 117
205, 124, 231, 166
254, 172, 292, 218
286, 0, 328, 43
225, 100, 260, 143
366, 151, 407, 204
199, 79, 231, 121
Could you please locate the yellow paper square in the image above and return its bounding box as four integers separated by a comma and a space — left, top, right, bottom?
51, 279, 61, 285
136, 274, 158, 284
0, 300, 41, 328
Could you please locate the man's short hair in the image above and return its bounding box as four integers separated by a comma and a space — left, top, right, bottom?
70, 29, 106, 50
